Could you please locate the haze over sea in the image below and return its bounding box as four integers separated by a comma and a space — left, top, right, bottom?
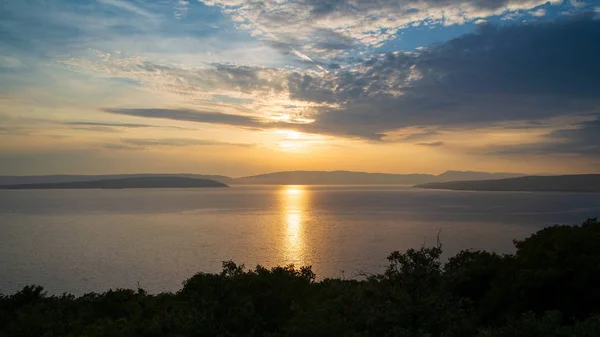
1, 185, 599, 295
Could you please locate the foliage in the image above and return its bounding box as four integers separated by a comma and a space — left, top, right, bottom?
1, 219, 600, 337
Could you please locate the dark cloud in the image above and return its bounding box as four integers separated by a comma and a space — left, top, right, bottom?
67, 122, 159, 128
70, 126, 121, 133
0, 126, 32, 135
547, 118, 600, 144
101, 106, 386, 140
402, 131, 441, 141
102, 143, 140, 151
312, 28, 357, 51
286, 14, 600, 141
65, 121, 192, 130
492, 116, 600, 156
417, 141, 444, 147
121, 138, 253, 147
204, 0, 566, 57
299, 0, 520, 15
102, 108, 266, 128
303, 0, 351, 16
263, 40, 302, 57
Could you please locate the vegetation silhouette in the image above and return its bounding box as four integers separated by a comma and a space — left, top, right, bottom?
1, 219, 599, 336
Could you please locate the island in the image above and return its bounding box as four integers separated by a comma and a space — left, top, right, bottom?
0, 177, 229, 189
415, 174, 600, 192
0, 170, 526, 186
231, 170, 525, 185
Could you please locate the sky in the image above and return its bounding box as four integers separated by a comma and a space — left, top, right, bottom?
1, 0, 599, 176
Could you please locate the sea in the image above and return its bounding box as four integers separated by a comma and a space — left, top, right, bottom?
1, 185, 599, 295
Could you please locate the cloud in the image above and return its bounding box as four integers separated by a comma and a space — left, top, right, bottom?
67, 122, 157, 128
0, 126, 32, 136
70, 126, 121, 133
401, 131, 441, 142
286, 14, 600, 138
530, 8, 547, 17
102, 107, 267, 127
488, 116, 600, 156
545, 117, 600, 155
102, 143, 141, 151
96, 0, 156, 19
65, 121, 190, 129
417, 141, 445, 147
0, 55, 25, 69
198, 0, 564, 57
121, 138, 253, 147
173, 0, 190, 19
62, 53, 289, 101
571, 0, 587, 9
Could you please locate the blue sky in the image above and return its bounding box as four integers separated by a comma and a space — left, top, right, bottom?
1, 0, 599, 176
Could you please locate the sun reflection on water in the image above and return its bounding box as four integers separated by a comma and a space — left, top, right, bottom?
281, 185, 307, 264
286, 210, 301, 244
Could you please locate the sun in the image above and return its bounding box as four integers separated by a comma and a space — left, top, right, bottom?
276, 130, 302, 140
275, 130, 307, 151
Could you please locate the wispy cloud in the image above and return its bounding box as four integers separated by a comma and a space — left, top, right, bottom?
67, 122, 157, 128
199, 0, 565, 58
70, 126, 121, 133
121, 138, 253, 147
96, 0, 156, 19
530, 8, 547, 17
417, 141, 445, 147
489, 118, 600, 156
173, 0, 190, 19
102, 108, 267, 128
65, 121, 191, 129
0, 126, 32, 136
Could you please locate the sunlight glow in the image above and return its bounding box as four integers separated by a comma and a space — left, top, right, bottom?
276, 130, 309, 151
278, 141, 305, 150
277, 130, 302, 139
285, 186, 302, 195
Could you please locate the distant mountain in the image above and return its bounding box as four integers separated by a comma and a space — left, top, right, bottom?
435, 170, 525, 182
0, 171, 528, 187
0, 174, 233, 186
416, 174, 600, 192
0, 177, 228, 190
231, 170, 527, 185
232, 170, 434, 185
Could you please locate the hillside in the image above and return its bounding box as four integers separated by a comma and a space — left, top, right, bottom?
434, 170, 525, 181
0, 177, 228, 190
416, 174, 600, 192
232, 170, 525, 185
0, 174, 233, 186
233, 170, 433, 185
0, 170, 526, 186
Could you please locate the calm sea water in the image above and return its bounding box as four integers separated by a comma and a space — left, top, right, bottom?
1, 185, 599, 295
